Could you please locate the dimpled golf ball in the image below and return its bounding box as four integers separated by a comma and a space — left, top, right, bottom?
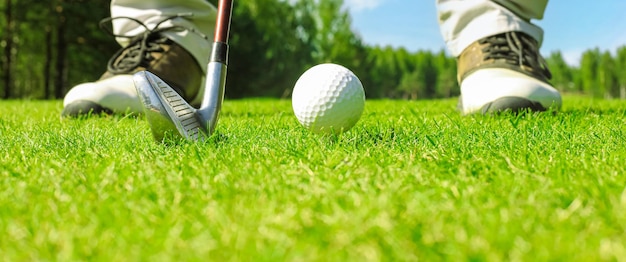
292, 63, 365, 134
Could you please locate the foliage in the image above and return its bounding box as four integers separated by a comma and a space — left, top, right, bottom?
1, 0, 114, 99
227, 0, 317, 98
0, 0, 624, 100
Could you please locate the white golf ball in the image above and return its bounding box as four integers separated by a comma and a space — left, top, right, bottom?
292, 63, 365, 134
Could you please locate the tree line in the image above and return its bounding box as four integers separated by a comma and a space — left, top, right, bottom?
1, 0, 624, 100
548, 48, 626, 99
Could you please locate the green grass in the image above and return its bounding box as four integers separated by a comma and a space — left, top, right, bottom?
1, 96, 626, 261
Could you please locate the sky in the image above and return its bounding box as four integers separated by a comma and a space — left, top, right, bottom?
345, 0, 626, 65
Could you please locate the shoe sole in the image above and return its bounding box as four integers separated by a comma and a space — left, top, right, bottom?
61, 100, 114, 117
458, 68, 562, 115
480, 96, 546, 114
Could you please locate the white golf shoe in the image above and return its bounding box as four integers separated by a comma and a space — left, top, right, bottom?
62, 18, 203, 117
62, 75, 142, 115
457, 32, 562, 115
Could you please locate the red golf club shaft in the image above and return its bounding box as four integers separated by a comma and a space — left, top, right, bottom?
215, 0, 233, 44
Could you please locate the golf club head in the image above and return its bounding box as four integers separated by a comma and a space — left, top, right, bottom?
133, 71, 207, 142
133, 0, 231, 143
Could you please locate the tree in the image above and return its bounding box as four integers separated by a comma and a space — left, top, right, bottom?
434, 50, 458, 98
311, 0, 366, 66
579, 49, 600, 97
598, 51, 619, 98
546, 51, 574, 92
1, 0, 13, 98
2, 0, 623, 101
4, 0, 113, 99
615, 47, 626, 98
227, 0, 316, 98
365, 46, 402, 97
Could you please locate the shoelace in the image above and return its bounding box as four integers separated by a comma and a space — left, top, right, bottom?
479, 32, 552, 80
99, 14, 209, 74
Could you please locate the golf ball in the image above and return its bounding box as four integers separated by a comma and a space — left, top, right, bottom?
292, 63, 365, 134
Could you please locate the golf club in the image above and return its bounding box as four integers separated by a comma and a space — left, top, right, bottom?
133, 0, 234, 142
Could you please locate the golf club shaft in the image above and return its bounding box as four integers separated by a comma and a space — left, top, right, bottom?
215, 0, 233, 44
198, 0, 233, 133
206, 0, 233, 66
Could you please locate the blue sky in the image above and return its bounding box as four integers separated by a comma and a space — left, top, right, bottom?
346, 0, 626, 65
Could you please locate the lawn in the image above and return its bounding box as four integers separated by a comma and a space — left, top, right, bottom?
1, 96, 625, 261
